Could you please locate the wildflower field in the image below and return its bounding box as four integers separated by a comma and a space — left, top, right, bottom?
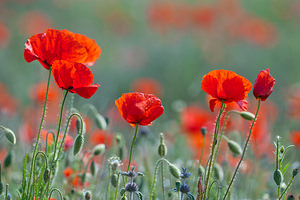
0, 0, 300, 199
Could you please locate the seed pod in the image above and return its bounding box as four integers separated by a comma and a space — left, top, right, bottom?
43, 168, 50, 183
111, 174, 118, 187
240, 111, 255, 121
201, 127, 207, 137
292, 168, 299, 178
93, 144, 106, 156
228, 140, 242, 155
0, 182, 3, 195
4, 151, 13, 168
90, 160, 96, 176
3, 128, 16, 145
169, 164, 181, 179
94, 113, 107, 130
84, 190, 92, 200
213, 163, 224, 181
158, 144, 167, 157
73, 135, 84, 156
273, 169, 283, 186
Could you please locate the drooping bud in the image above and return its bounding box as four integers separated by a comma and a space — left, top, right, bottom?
93, 144, 105, 156
73, 135, 84, 156
201, 127, 207, 137
213, 163, 224, 181
111, 174, 118, 187
228, 140, 242, 156
240, 111, 255, 121
3, 128, 16, 145
94, 113, 107, 130
90, 160, 96, 176
169, 164, 181, 179
43, 168, 50, 183
4, 151, 13, 168
273, 169, 283, 186
76, 117, 86, 135
198, 165, 205, 177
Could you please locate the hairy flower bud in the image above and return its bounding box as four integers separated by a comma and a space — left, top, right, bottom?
43, 168, 50, 183
240, 111, 255, 121
111, 174, 118, 187
228, 140, 242, 155
95, 113, 107, 130
169, 164, 181, 179
273, 169, 283, 186
213, 163, 224, 181
3, 128, 16, 145
73, 134, 84, 156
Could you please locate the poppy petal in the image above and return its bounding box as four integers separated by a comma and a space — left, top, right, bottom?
73, 84, 100, 99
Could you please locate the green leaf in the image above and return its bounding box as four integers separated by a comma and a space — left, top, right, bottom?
282, 163, 290, 175
21, 154, 28, 198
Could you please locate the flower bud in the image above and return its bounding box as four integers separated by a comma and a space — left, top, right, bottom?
4, 151, 13, 168
280, 146, 285, 154
3, 128, 16, 145
198, 165, 205, 176
228, 140, 242, 156
201, 127, 207, 137
292, 168, 298, 178
73, 135, 84, 156
240, 111, 255, 121
43, 168, 50, 183
84, 190, 92, 200
90, 160, 96, 176
158, 144, 167, 157
169, 164, 181, 179
93, 144, 105, 156
95, 113, 107, 130
76, 118, 86, 135
273, 169, 283, 186
287, 195, 295, 200
213, 163, 224, 181
111, 174, 118, 187
0, 182, 3, 195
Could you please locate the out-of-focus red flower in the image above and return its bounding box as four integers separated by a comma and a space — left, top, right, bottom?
190, 6, 216, 29
52, 60, 99, 98
115, 92, 164, 127
30, 82, 60, 104
180, 104, 213, 134
253, 68, 275, 101
287, 85, 300, 118
0, 21, 11, 48
24, 29, 88, 70
0, 149, 8, 168
69, 115, 92, 134
64, 134, 74, 151
89, 130, 113, 148
201, 69, 252, 112
63, 167, 73, 179
290, 131, 300, 147
18, 11, 53, 37
130, 78, 163, 97
62, 30, 101, 66
0, 83, 17, 116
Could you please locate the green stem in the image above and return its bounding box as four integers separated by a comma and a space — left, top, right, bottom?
279, 177, 295, 200
222, 98, 261, 200
150, 158, 170, 200
26, 68, 52, 199
33, 151, 48, 199
127, 123, 139, 172
202, 101, 226, 200
114, 173, 120, 200
161, 162, 165, 200
48, 188, 63, 200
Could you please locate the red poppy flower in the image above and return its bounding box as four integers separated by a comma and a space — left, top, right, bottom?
62, 30, 101, 66
253, 68, 275, 101
115, 92, 164, 127
290, 131, 300, 147
52, 60, 99, 98
201, 69, 252, 112
24, 29, 88, 70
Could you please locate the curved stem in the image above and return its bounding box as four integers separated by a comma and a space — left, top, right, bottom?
202, 102, 225, 200
45, 131, 55, 153
48, 188, 63, 200
127, 123, 139, 172
25, 68, 52, 199
222, 98, 261, 200
33, 152, 48, 199
150, 158, 170, 200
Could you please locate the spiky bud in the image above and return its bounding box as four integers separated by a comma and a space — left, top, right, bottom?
125, 182, 139, 192
169, 164, 181, 179
240, 111, 255, 121
73, 134, 84, 156
213, 163, 224, 181
111, 174, 118, 187
93, 144, 105, 156
228, 140, 242, 155
3, 128, 16, 145
273, 169, 283, 186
